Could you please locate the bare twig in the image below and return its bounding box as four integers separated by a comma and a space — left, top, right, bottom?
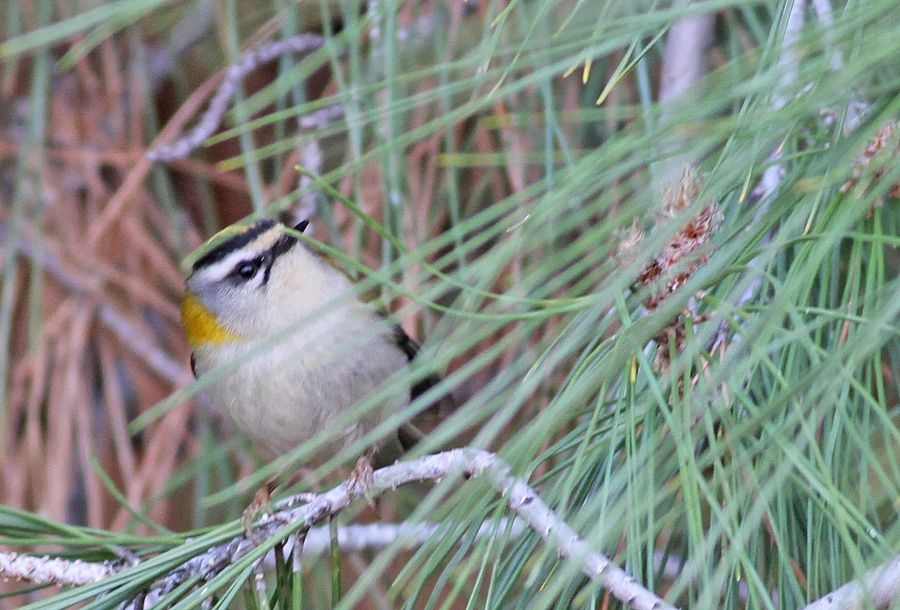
655, 0, 715, 192
658, 3, 714, 104
709, 0, 806, 353
807, 0, 867, 130
753, 0, 805, 192
296, 104, 345, 130
146, 35, 326, 162
710, 0, 876, 354
294, 136, 325, 223
146, 10, 439, 164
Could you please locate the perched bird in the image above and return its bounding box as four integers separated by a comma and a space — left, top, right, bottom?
181, 218, 440, 495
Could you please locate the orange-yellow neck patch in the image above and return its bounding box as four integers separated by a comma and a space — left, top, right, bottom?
181, 293, 241, 348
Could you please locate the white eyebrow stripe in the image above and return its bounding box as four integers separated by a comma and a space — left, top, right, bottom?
198, 249, 254, 281
194, 228, 284, 281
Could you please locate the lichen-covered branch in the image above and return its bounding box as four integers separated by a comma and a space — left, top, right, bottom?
0, 552, 116, 587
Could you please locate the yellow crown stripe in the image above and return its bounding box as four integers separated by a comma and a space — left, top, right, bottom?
181, 293, 241, 348
210, 223, 253, 240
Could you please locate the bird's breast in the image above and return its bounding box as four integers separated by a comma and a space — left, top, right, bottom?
193, 312, 409, 462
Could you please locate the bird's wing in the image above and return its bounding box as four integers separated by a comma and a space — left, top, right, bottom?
390, 325, 453, 451
391, 325, 445, 403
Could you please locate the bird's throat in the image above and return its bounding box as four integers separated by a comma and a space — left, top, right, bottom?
181, 293, 241, 348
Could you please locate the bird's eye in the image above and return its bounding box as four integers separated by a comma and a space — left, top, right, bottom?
235, 259, 261, 280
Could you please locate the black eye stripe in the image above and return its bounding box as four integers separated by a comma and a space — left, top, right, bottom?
230, 256, 264, 281
271, 233, 299, 259
262, 258, 274, 286
260, 234, 299, 286
224, 233, 298, 286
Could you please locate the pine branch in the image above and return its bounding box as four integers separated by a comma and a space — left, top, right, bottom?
1, 450, 676, 610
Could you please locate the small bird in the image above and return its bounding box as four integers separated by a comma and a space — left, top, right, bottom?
181, 218, 440, 498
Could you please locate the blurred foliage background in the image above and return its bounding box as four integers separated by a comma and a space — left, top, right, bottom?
0, 0, 898, 608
